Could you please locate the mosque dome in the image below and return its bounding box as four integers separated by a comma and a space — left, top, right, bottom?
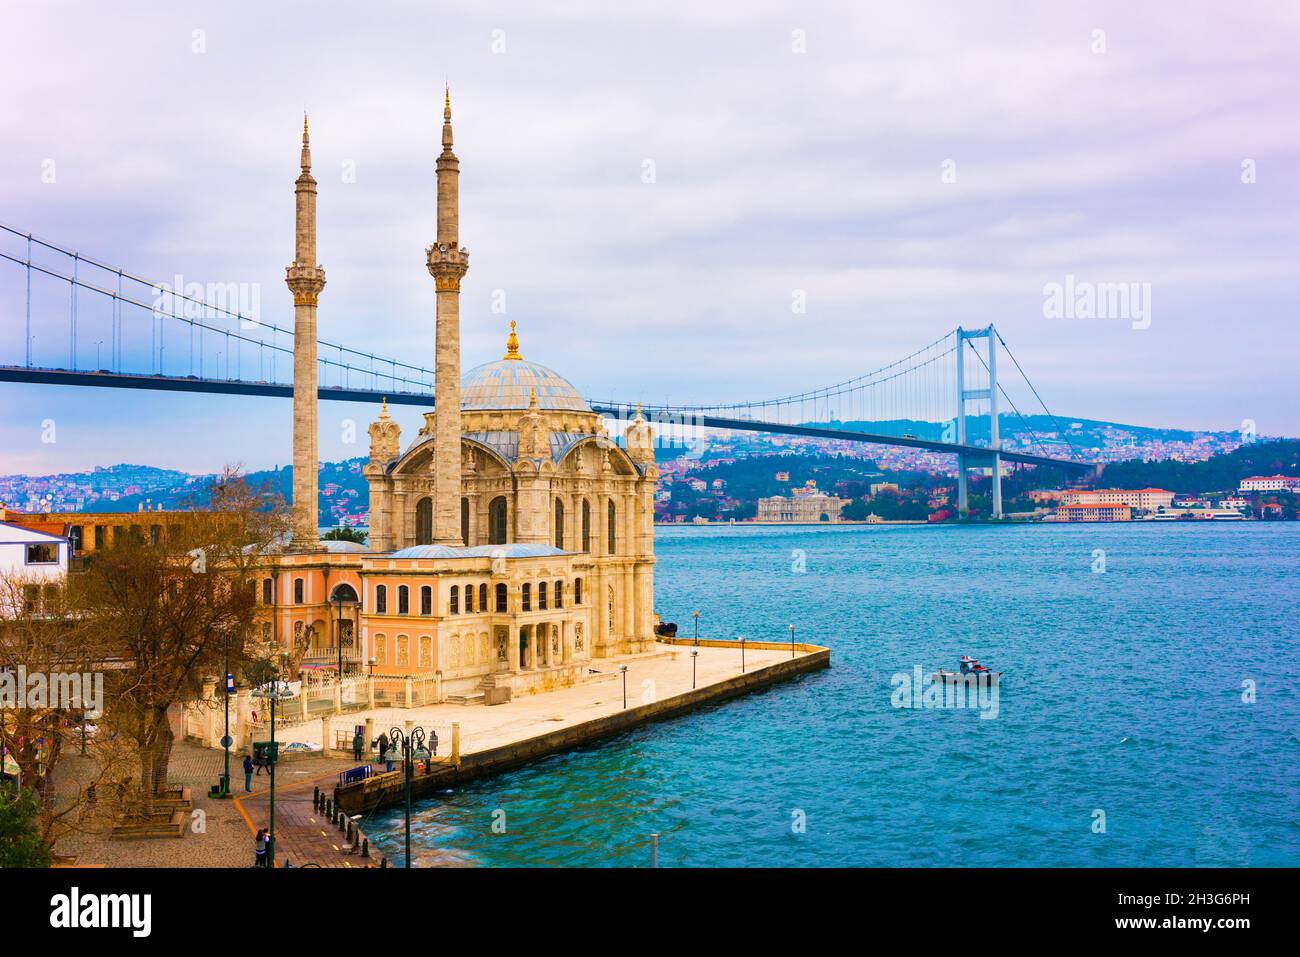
460, 321, 593, 413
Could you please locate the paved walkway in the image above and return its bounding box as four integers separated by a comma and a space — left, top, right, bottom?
271, 641, 809, 756
53, 745, 357, 868
61, 641, 813, 867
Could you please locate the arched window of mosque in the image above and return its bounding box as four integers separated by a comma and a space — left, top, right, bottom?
479, 583, 488, 611
374, 634, 387, 664
538, 581, 548, 610
554, 580, 563, 608
461, 497, 470, 545
574, 578, 583, 605
397, 635, 409, 667
262, 578, 273, 604
581, 500, 591, 552
398, 585, 410, 615
607, 500, 617, 554
495, 583, 508, 613
554, 498, 565, 549
521, 583, 531, 612
489, 496, 509, 545
419, 635, 432, 668
420, 585, 432, 616
450, 585, 459, 614
465, 583, 475, 613
415, 497, 433, 546
375, 584, 387, 614
293, 578, 304, 604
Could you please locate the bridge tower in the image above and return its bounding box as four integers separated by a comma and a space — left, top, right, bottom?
426, 88, 471, 545
285, 115, 327, 547
954, 324, 1002, 519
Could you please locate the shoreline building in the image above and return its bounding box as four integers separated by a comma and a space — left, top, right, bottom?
1238, 475, 1300, 493
256, 95, 658, 698
757, 482, 848, 522
1052, 503, 1133, 522
1061, 488, 1174, 513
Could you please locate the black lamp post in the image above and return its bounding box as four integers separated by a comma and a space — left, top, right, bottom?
691, 650, 698, 689
620, 665, 628, 708
692, 610, 700, 646
388, 725, 426, 868
738, 634, 746, 673
221, 670, 234, 797
788, 624, 796, 659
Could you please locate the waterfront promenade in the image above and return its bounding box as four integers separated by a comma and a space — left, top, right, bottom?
241, 639, 825, 866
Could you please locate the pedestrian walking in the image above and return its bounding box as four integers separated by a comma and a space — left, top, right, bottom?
377, 732, 389, 766
429, 729, 439, 756
254, 828, 268, 868
352, 729, 363, 761
243, 753, 254, 792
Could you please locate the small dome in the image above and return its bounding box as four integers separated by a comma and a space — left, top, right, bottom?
461, 359, 592, 412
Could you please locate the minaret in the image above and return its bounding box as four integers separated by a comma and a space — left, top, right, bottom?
285, 114, 326, 548
426, 88, 470, 545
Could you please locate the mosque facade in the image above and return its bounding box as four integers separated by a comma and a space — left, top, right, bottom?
257, 94, 658, 699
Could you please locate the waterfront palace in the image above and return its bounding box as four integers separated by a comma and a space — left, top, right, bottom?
257, 94, 659, 698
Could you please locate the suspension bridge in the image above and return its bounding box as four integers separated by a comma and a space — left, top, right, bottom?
0, 223, 1094, 516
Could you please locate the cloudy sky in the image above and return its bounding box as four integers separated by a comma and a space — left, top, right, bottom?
2, 0, 1298, 474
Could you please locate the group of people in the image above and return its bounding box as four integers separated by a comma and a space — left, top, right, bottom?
351, 730, 439, 766
243, 728, 442, 866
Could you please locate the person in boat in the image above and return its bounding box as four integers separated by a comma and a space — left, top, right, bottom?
959, 656, 972, 675
970, 659, 990, 675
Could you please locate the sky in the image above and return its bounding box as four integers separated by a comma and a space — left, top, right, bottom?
1, 0, 1298, 475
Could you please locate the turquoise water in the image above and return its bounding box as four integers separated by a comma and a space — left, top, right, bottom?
368, 523, 1299, 867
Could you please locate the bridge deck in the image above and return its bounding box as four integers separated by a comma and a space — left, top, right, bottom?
0, 365, 1091, 470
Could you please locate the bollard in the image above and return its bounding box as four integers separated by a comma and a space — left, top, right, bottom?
380, 856, 388, 868
361, 838, 370, 858
337, 811, 345, 832
347, 819, 354, 841
313, 785, 320, 807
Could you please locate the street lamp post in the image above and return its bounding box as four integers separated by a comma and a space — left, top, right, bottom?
691, 650, 698, 689
389, 725, 426, 868
692, 610, 700, 646
788, 624, 796, 659
221, 670, 234, 797
620, 665, 628, 708
252, 659, 288, 866
739, 635, 746, 673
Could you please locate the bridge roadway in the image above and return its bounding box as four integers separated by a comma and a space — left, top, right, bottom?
0, 365, 1092, 471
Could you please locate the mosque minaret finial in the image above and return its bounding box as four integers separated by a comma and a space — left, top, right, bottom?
504, 320, 522, 360
426, 85, 470, 545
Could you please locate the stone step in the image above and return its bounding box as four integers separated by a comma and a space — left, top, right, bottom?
445, 691, 485, 706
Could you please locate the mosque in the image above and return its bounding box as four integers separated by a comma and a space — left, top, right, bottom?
258, 93, 659, 700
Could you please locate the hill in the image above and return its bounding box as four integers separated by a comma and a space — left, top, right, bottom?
1099, 439, 1300, 493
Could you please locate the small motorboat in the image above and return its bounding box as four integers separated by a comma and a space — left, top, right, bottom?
931, 655, 1001, 685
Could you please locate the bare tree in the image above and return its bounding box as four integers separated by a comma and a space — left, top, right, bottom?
68, 469, 287, 811
0, 573, 129, 851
